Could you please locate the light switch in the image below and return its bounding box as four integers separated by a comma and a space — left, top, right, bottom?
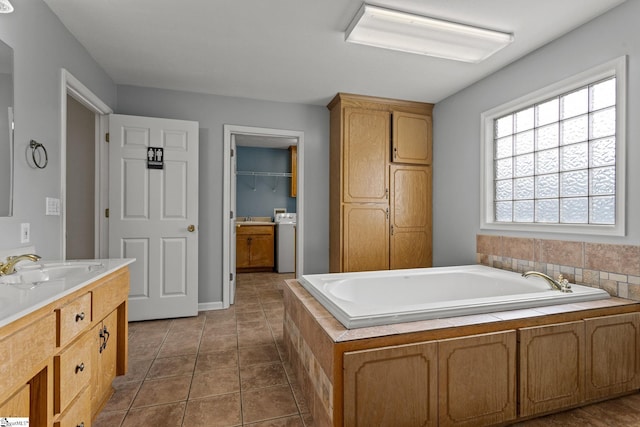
20, 223, 30, 243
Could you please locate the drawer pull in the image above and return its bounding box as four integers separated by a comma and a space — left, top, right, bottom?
77, 423, 85, 427
75, 362, 85, 373
75, 312, 85, 322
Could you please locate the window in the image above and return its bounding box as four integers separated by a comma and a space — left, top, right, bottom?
481, 57, 626, 235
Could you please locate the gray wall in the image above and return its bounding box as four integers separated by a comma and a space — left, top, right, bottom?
236, 146, 297, 218
0, 0, 116, 257
116, 86, 329, 304
432, 0, 639, 266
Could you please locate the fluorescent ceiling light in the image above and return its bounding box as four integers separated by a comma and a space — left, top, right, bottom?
0, 0, 13, 13
345, 4, 514, 63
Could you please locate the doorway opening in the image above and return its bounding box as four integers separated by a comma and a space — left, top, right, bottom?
60, 69, 112, 260
223, 125, 304, 309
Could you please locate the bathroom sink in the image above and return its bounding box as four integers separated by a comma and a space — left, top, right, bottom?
0, 261, 105, 285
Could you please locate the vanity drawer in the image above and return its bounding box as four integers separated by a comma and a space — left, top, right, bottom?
54, 332, 92, 414
57, 292, 92, 347
54, 386, 91, 427
236, 225, 274, 235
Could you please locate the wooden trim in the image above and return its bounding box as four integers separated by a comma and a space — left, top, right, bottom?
327, 92, 433, 114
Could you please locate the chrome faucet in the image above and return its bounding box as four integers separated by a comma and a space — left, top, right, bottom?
522, 271, 572, 293
0, 254, 41, 276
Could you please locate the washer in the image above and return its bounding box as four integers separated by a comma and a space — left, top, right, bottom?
275, 213, 296, 273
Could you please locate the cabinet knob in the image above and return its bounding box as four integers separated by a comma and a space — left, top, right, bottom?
75, 312, 85, 322
75, 362, 85, 373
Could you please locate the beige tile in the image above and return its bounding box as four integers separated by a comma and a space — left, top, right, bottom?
189, 367, 240, 399
121, 402, 186, 427
183, 393, 242, 427
246, 415, 305, 427
199, 332, 238, 353
240, 362, 288, 390
102, 380, 142, 412
503, 236, 534, 260
242, 385, 299, 424
93, 410, 127, 427
131, 375, 191, 408
239, 343, 281, 366
477, 234, 502, 256
238, 327, 276, 348
195, 348, 238, 373
536, 239, 583, 267
112, 358, 153, 385
147, 354, 196, 379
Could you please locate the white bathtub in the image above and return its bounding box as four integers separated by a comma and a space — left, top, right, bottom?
299, 265, 611, 329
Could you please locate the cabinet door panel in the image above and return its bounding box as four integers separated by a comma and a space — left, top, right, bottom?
390, 165, 431, 268
439, 330, 517, 427
585, 313, 640, 400
343, 204, 389, 272
519, 321, 584, 417
393, 111, 432, 165
250, 234, 274, 267
344, 341, 438, 427
343, 108, 390, 203
236, 236, 251, 268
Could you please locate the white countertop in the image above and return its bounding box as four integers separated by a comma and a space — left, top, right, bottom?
0, 258, 135, 329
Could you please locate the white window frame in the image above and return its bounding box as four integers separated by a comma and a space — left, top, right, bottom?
480, 56, 627, 236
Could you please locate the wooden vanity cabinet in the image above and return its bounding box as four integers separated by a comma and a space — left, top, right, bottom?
328, 93, 433, 273
0, 265, 130, 427
236, 224, 275, 271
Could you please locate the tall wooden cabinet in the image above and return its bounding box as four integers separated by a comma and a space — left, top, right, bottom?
329, 93, 433, 272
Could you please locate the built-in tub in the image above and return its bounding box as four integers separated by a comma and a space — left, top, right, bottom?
299, 264, 611, 329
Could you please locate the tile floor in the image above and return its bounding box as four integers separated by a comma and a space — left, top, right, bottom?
93, 271, 311, 427
93, 271, 640, 427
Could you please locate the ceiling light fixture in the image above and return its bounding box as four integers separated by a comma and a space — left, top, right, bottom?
345, 4, 514, 63
0, 0, 14, 13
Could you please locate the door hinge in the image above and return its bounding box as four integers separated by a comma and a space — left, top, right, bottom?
230, 273, 234, 282
105, 208, 109, 218
230, 210, 234, 219
231, 148, 235, 157
105, 132, 110, 143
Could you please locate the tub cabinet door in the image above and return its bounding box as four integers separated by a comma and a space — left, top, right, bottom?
344, 341, 438, 426
585, 312, 640, 400
438, 330, 517, 427
519, 321, 584, 417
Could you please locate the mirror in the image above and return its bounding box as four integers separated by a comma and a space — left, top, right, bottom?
0, 38, 12, 216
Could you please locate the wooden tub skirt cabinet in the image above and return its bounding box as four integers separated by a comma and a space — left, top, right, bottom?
282, 278, 640, 426
0, 264, 130, 426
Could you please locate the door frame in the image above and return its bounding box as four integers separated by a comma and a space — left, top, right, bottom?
222, 125, 304, 308
59, 69, 113, 259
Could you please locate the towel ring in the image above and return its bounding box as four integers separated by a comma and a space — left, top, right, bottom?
30, 140, 48, 169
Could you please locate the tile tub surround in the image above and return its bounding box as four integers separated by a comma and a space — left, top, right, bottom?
283, 277, 640, 427
477, 235, 640, 301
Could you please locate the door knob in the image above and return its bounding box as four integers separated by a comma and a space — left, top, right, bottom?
188, 225, 196, 232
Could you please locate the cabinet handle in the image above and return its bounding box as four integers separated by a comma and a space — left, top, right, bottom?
75, 312, 85, 322
75, 362, 85, 374
385, 188, 389, 200
386, 208, 389, 219
391, 224, 394, 236
77, 423, 85, 427
99, 325, 110, 353
393, 146, 397, 159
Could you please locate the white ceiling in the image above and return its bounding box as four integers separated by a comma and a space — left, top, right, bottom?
42, 0, 626, 106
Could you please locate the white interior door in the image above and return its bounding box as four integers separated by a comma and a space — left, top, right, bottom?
109, 114, 199, 321
230, 136, 237, 304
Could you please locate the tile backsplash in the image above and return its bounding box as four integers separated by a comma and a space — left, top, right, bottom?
477, 235, 640, 301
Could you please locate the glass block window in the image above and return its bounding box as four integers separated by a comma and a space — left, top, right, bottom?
493, 77, 616, 224
481, 57, 626, 236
